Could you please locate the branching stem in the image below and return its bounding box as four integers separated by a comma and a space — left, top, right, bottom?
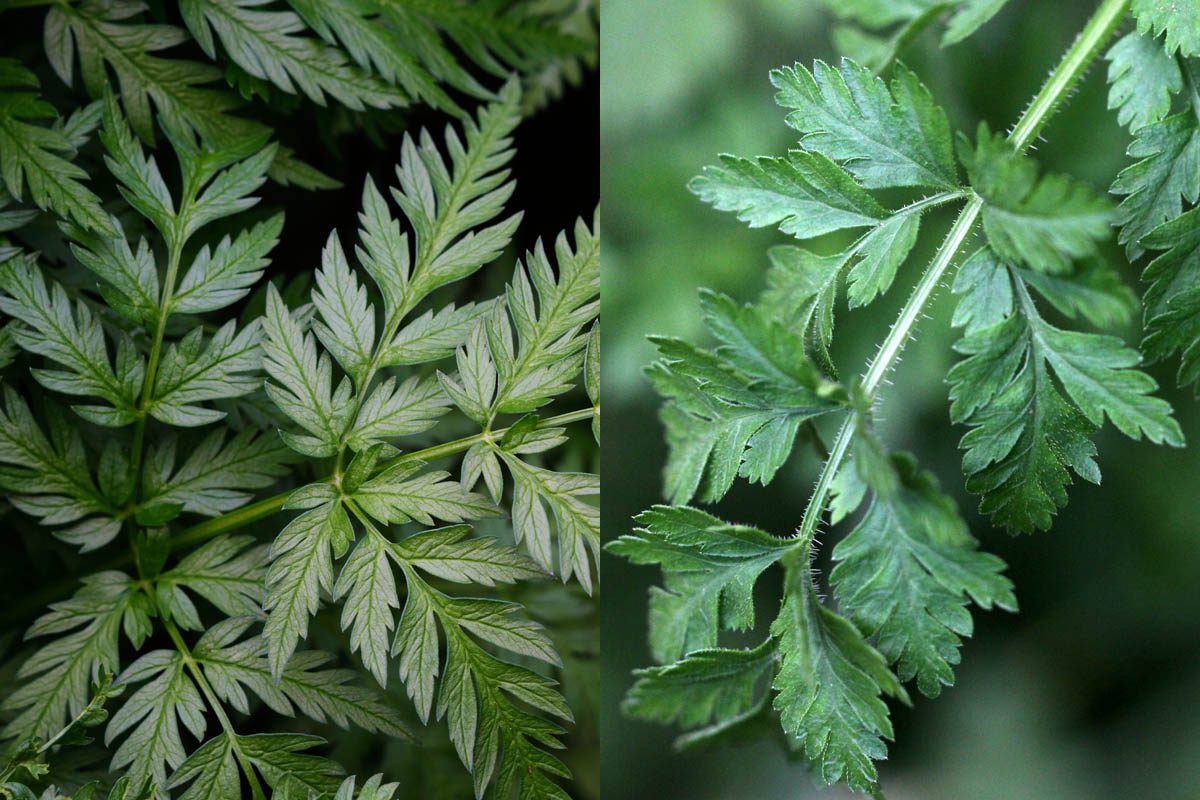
787, 0, 1131, 557
162, 615, 267, 800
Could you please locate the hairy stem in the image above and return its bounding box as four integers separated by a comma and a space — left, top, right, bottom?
162, 616, 267, 800
788, 0, 1130, 555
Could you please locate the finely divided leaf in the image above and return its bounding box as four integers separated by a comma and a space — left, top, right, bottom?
772, 59, 959, 190
831, 446, 1016, 697
606, 506, 793, 663
772, 561, 907, 793
647, 292, 845, 505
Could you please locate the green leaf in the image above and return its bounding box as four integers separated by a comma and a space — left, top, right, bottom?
647, 291, 845, 505
173, 214, 284, 314
262, 285, 354, 458
962, 123, 1113, 274
192, 617, 411, 739
772, 59, 959, 190
0, 254, 142, 426
772, 560, 907, 793
105, 649, 206, 791
47, 0, 263, 147
346, 375, 448, 452
171, 733, 345, 800
394, 574, 572, 798
141, 428, 294, 517
831, 443, 1016, 697
64, 220, 160, 326
264, 500, 348, 677
359, 80, 521, 327
352, 465, 498, 526
0, 387, 121, 551
379, 300, 498, 366
1106, 31, 1183, 132
942, 0, 1012, 45
156, 535, 268, 627
312, 232, 375, 388
950, 266, 1182, 531
760, 245, 844, 368
606, 506, 794, 663
501, 454, 598, 593
3, 572, 140, 742
392, 524, 545, 587
689, 151, 887, 238
0, 58, 112, 234
179, 0, 407, 111
333, 533, 397, 688
149, 320, 263, 427
622, 640, 777, 731
489, 212, 601, 416
1111, 111, 1200, 259
1140, 208, 1200, 386
1132, 0, 1200, 57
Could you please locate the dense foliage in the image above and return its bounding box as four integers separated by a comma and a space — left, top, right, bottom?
0, 2, 598, 798
611, 0, 1200, 795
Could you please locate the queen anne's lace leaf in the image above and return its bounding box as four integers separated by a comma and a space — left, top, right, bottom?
772, 59, 959, 190
830, 438, 1016, 697
0, 59, 112, 235
773, 560, 908, 793
646, 292, 846, 505
950, 252, 1182, 531
963, 124, 1114, 275
1106, 31, 1183, 132
1111, 109, 1200, 258
608, 507, 793, 663
1131, 0, 1200, 57
622, 640, 776, 733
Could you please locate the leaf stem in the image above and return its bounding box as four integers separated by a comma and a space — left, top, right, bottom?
0, 406, 596, 628
162, 615, 267, 800
789, 0, 1130, 555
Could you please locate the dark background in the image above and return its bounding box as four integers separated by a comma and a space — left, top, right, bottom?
601, 1, 1200, 798
0, 4, 597, 796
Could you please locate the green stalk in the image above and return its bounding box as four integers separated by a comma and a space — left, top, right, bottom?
163, 616, 267, 800
788, 0, 1131, 557
0, 407, 596, 627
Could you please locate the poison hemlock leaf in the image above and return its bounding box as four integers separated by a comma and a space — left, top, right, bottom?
0, 5, 597, 794
0, 59, 112, 235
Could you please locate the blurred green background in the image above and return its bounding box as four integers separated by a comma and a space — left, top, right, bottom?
600, 1, 1200, 798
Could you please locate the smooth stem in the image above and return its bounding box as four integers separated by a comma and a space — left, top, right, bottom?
172, 406, 595, 549
790, 0, 1130, 553
162, 616, 267, 800
0, 406, 596, 628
